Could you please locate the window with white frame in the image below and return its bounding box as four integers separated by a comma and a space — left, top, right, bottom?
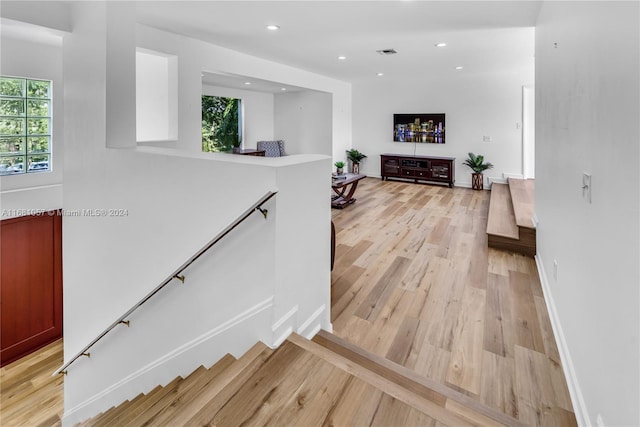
0, 76, 52, 175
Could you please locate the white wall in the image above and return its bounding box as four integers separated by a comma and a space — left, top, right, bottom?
0, 27, 64, 218
136, 24, 351, 156
202, 84, 275, 149
351, 28, 534, 187
535, 2, 639, 426
136, 49, 178, 142
274, 90, 333, 156
61, 3, 333, 424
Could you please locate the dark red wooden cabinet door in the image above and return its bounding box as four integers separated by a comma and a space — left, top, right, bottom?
1, 213, 62, 366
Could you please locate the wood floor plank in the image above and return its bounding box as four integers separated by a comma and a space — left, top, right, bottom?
533, 295, 561, 365
400, 244, 439, 291
361, 288, 416, 356
385, 316, 420, 365
403, 406, 439, 427
369, 393, 412, 426
421, 267, 466, 351
270, 365, 353, 427
445, 286, 486, 396
412, 340, 452, 385
331, 240, 374, 277
514, 345, 559, 426
331, 264, 366, 308
480, 351, 519, 418
484, 272, 512, 357
320, 377, 384, 426
510, 271, 546, 353
353, 255, 412, 321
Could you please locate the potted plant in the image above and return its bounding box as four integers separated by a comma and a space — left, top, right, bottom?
346, 149, 367, 174
463, 152, 493, 190
334, 161, 345, 175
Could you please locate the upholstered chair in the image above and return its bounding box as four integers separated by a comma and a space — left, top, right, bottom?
257, 140, 286, 157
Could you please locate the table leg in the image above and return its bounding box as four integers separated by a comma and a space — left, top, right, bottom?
331, 180, 361, 209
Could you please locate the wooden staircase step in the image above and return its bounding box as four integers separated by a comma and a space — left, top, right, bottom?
486, 183, 519, 239
508, 177, 535, 229
309, 330, 525, 427
163, 341, 273, 426
187, 341, 323, 426
146, 354, 237, 425
85, 394, 141, 427
109, 376, 184, 426
487, 181, 536, 257
77, 332, 529, 426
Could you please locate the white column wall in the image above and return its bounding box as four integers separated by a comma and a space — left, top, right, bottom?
274, 90, 333, 156
535, 2, 639, 426
136, 24, 352, 157
61, 4, 333, 425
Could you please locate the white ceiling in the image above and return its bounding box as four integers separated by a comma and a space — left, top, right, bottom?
136, 0, 540, 87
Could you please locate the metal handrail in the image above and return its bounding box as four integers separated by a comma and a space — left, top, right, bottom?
54, 190, 278, 375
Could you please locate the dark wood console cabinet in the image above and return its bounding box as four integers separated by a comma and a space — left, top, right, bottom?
380, 154, 455, 188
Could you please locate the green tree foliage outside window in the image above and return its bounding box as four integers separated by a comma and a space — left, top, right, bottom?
202, 95, 241, 152
0, 76, 52, 175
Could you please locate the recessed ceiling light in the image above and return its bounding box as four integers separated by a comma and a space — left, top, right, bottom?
280, 88, 287, 91
455, 66, 464, 70
266, 25, 280, 31
244, 82, 252, 85
435, 43, 447, 47
377, 72, 384, 77
337, 56, 347, 60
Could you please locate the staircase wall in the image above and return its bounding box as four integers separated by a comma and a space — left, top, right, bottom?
61, 3, 334, 425
535, 3, 640, 426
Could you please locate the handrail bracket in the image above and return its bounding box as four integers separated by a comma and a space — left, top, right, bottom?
256, 207, 268, 219
173, 274, 185, 284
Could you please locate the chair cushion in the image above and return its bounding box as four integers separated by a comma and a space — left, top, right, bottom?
257, 140, 286, 157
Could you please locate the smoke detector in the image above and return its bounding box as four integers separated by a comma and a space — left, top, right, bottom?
376, 48, 398, 55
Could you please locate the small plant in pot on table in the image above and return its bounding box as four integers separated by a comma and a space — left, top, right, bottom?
463, 152, 493, 190
334, 161, 345, 175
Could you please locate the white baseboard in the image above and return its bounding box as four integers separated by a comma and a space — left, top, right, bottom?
271, 305, 298, 348
503, 172, 524, 179
62, 297, 274, 426
535, 253, 590, 427
297, 304, 327, 339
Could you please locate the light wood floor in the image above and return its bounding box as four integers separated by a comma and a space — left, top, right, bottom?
331, 178, 576, 426
0, 339, 63, 426
0, 178, 575, 426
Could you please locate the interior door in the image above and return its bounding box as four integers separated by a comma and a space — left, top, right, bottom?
1, 212, 62, 366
